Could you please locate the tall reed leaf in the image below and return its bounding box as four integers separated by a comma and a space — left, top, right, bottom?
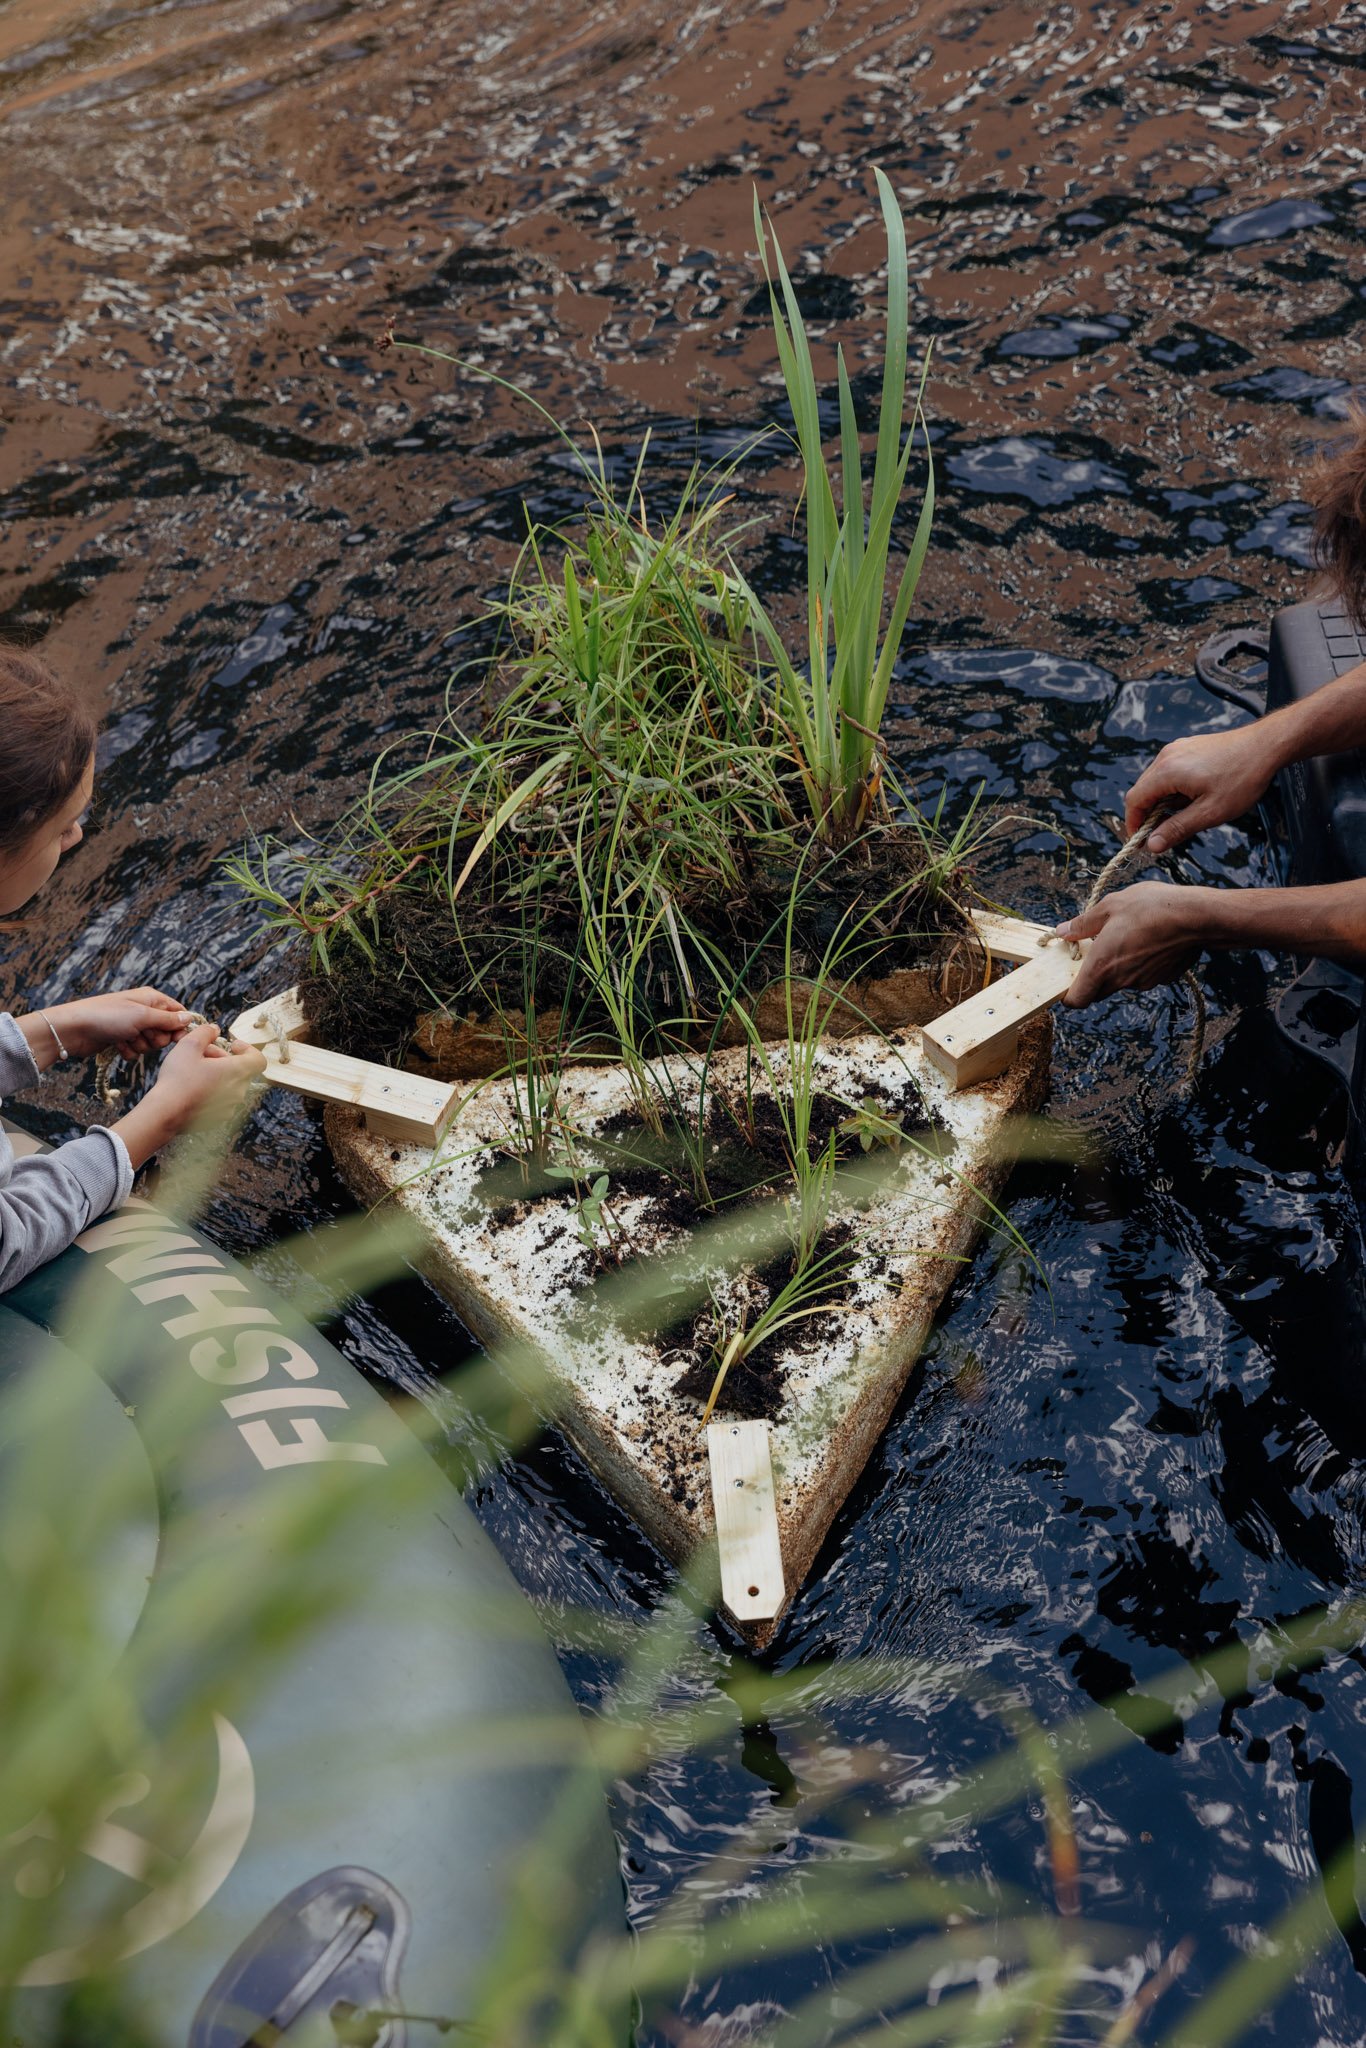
752, 167, 935, 840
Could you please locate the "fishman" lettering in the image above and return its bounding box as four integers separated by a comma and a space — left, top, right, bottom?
76, 1205, 387, 1469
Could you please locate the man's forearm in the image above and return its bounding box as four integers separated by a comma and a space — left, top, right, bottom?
1195, 879, 1366, 964
1256, 659, 1366, 771
1058, 877, 1366, 1009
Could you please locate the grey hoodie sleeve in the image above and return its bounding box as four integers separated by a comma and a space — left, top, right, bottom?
0, 1013, 135, 1293
0, 1012, 41, 1095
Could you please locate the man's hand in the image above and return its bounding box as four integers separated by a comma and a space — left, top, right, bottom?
1055, 883, 1208, 1008
1124, 724, 1285, 854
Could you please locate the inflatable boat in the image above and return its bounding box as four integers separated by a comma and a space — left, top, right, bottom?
1197, 600, 1366, 1108
0, 1123, 624, 2044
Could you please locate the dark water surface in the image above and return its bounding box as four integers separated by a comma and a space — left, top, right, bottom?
4, 0, 1366, 2036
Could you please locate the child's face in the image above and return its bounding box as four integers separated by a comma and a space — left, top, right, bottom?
0, 752, 95, 914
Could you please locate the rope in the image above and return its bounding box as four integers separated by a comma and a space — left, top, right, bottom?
95, 1010, 228, 1107
1075, 796, 1183, 912
1041, 796, 1207, 1094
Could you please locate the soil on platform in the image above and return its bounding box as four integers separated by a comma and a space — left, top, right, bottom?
525, 1063, 953, 1424
666, 1221, 862, 1424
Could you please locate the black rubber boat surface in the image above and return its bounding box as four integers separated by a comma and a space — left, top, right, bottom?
0, 1124, 623, 2045
1265, 599, 1366, 890
1196, 601, 1366, 1106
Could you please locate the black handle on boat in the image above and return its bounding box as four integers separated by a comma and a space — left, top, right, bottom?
190, 1866, 412, 2047
1194, 626, 1270, 718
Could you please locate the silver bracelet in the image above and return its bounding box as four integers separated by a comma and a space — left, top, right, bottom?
37, 1010, 68, 1062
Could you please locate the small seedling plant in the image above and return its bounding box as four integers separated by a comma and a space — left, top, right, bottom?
839, 1095, 906, 1154
545, 1163, 624, 1266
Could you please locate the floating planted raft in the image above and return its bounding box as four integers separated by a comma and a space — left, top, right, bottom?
320, 1018, 1050, 1632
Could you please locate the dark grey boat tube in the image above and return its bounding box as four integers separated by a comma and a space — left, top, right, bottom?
0, 1126, 625, 2045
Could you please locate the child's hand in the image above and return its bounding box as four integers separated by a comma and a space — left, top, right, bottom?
149, 1025, 266, 1126
46, 987, 194, 1059
113, 1025, 267, 1168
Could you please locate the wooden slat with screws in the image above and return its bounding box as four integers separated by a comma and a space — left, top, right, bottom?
920, 937, 1091, 1089
228, 992, 459, 1147
966, 910, 1055, 965
230, 987, 309, 1048
707, 1419, 786, 1625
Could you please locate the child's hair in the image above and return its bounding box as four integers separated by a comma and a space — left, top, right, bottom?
0, 643, 98, 857
1313, 408, 1366, 631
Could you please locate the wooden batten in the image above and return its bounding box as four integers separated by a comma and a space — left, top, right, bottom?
228, 989, 459, 1148
707, 1420, 786, 1625
232, 912, 1061, 1134
231, 987, 309, 1048
966, 910, 1054, 965
923, 927, 1089, 1089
